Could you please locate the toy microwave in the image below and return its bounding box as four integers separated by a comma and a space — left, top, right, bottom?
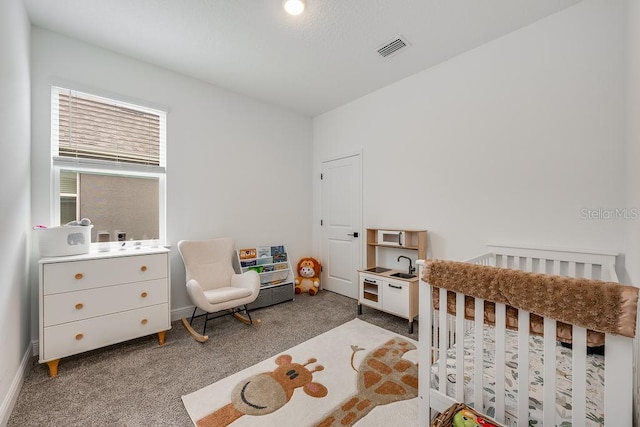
377, 230, 404, 246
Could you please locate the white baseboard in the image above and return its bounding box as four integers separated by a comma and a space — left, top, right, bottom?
171, 305, 195, 322
0, 345, 32, 427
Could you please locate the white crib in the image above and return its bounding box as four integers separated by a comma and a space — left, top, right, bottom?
417, 244, 637, 427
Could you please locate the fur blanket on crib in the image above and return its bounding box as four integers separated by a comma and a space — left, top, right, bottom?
424, 260, 638, 341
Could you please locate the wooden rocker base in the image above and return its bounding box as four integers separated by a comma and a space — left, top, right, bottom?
233, 312, 261, 325
182, 317, 209, 342
182, 309, 261, 343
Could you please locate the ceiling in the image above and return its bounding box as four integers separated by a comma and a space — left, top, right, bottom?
23, 0, 582, 117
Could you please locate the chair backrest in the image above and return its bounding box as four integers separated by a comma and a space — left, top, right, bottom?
177, 238, 236, 291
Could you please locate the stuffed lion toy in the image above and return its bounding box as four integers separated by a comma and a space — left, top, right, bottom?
295, 257, 321, 296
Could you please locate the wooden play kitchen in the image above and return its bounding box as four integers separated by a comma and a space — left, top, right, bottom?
357, 228, 427, 333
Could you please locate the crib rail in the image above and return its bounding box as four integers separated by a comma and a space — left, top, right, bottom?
418, 245, 633, 427
486, 244, 618, 281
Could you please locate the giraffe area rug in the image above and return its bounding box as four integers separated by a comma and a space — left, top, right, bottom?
181, 318, 419, 427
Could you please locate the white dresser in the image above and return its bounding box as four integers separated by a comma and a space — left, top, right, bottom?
38, 247, 171, 376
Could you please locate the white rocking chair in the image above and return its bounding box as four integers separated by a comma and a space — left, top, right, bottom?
177, 237, 261, 342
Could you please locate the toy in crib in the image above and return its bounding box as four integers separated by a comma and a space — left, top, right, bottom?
453, 409, 497, 427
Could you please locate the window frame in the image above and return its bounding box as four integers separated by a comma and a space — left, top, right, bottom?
50, 83, 167, 246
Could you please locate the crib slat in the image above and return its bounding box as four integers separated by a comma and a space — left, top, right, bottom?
606, 262, 619, 282
517, 309, 530, 423
455, 293, 465, 401
568, 261, 576, 278
419, 278, 433, 427
525, 257, 533, 273
553, 259, 560, 275
572, 326, 587, 424
604, 334, 634, 425
513, 256, 520, 270
543, 317, 557, 426
584, 263, 593, 279
438, 288, 448, 394
538, 258, 547, 274
498, 255, 508, 268
474, 298, 484, 412
494, 303, 506, 421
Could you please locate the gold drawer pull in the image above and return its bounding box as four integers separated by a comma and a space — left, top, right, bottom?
141, 319, 148, 325
75, 303, 84, 310
140, 265, 147, 272
141, 292, 148, 298
75, 333, 84, 340
74, 273, 83, 280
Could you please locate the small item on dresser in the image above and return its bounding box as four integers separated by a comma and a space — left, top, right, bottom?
65, 218, 92, 227
35, 224, 93, 257
97, 231, 111, 252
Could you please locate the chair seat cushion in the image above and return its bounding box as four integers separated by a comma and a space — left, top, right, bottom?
204, 286, 253, 304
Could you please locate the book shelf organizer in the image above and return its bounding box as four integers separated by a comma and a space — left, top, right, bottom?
233, 245, 294, 310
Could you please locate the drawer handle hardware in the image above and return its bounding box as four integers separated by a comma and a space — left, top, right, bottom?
141, 292, 148, 298
75, 303, 84, 310
388, 284, 402, 289
74, 273, 83, 280
75, 333, 84, 340
140, 265, 147, 272
141, 319, 148, 325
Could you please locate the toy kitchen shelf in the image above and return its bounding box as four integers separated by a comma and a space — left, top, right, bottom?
358, 228, 427, 333
233, 245, 294, 310
365, 228, 427, 268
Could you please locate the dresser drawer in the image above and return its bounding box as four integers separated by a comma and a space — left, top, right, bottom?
43, 253, 168, 295
43, 278, 168, 327
41, 303, 169, 362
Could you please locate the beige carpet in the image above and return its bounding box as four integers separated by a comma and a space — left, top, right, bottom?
182, 318, 418, 427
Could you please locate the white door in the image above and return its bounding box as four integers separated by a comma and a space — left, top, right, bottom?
321, 154, 362, 299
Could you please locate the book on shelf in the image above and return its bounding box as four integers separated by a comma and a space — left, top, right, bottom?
247, 266, 264, 273
256, 256, 273, 266
262, 265, 275, 272
239, 248, 257, 260
271, 245, 287, 263
241, 259, 257, 267
274, 262, 288, 271
257, 246, 271, 259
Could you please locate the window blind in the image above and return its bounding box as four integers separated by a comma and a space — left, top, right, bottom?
59, 170, 77, 194
51, 87, 166, 171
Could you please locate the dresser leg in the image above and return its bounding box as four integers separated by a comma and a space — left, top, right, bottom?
46, 359, 60, 377
157, 330, 167, 345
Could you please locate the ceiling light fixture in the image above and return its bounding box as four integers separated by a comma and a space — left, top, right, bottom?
283, 0, 305, 16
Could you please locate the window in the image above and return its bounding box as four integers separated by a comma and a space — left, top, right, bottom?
51, 86, 167, 244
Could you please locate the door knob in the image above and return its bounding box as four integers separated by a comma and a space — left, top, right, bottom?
347, 232, 359, 238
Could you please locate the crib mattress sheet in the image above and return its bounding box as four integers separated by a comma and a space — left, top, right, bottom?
431, 326, 605, 427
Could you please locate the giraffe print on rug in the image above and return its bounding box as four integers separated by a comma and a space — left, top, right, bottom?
316, 337, 418, 427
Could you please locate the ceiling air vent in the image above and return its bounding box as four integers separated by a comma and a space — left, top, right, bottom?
376, 36, 410, 58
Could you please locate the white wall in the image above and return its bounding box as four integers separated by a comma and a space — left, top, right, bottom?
314, 0, 626, 263
625, 0, 640, 423
315, 0, 636, 419
625, 0, 640, 284
30, 28, 313, 331
0, 0, 32, 423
